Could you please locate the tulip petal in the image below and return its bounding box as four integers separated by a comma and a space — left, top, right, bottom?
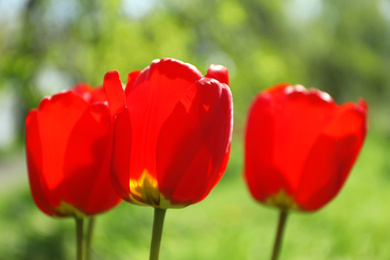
72, 84, 108, 104
194, 80, 233, 202
26, 91, 91, 216
90, 87, 108, 103
244, 90, 288, 202
104, 71, 126, 117
62, 102, 119, 215
126, 58, 203, 181
125, 70, 142, 96
272, 85, 340, 193
26, 109, 58, 216
296, 101, 367, 211
156, 78, 233, 205
205, 64, 229, 85
72, 84, 94, 102
111, 108, 133, 201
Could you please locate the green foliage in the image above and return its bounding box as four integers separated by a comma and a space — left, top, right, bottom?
0, 0, 389, 145
0, 130, 389, 259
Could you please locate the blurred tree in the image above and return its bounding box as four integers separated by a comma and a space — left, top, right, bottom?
0, 0, 389, 150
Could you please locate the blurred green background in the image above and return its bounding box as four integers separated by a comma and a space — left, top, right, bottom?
0, 0, 390, 259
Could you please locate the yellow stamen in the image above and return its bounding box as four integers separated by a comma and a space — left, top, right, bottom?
129, 169, 186, 209
129, 169, 161, 207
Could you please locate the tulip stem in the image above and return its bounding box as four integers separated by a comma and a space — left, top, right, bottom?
86, 217, 95, 260
149, 208, 167, 260
271, 211, 288, 260
75, 217, 84, 260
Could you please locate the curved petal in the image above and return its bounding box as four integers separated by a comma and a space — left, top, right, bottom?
72, 84, 93, 100
103, 71, 126, 117
296, 100, 368, 211
63, 102, 120, 215
89, 87, 108, 103
111, 108, 133, 202
27, 91, 91, 216
156, 78, 233, 205
26, 109, 58, 216
244, 90, 289, 202
125, 70, 142, 97
72, 84, 107, 104
205, 64, 229, 85
271, 85, 339, 194
126, 58, 203, 181
193, 80, 233, 202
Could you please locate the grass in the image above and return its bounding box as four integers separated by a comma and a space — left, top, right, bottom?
0, 126, 389, 260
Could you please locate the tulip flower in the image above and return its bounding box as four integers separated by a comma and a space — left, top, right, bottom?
244, 84, 367, 260
104, 58, 233, 260
25, 83, 122, 260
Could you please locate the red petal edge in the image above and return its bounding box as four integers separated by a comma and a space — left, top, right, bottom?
103, 71, 126, 117
205, 64, 229, 85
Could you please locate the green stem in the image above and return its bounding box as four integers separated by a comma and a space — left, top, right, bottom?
86, 217, 95, 260
149, 208, 167, 260
271, 211, 288, 260
75, 217, 84, 260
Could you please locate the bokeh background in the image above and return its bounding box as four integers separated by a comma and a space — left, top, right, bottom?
0, 0, 389, 259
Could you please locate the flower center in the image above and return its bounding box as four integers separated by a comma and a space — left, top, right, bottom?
129, 169, 161, 207
54, 201, 86, 218
128, 169, 187, 209
264, 190, 299, 211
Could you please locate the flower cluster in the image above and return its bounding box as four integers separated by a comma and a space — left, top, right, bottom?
25, 58, 367, 260
26, 58, 233, 217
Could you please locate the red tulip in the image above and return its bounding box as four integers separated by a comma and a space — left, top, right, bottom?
26, 84, 121, 217
244, 84, 367, 212
104, 58, 233, 209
